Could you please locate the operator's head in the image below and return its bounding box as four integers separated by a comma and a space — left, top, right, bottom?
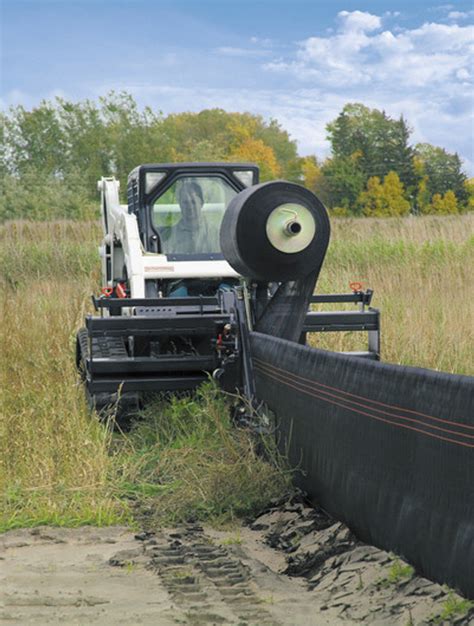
177, 180, 204, 225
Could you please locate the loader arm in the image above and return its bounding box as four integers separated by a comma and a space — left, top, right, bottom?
98, 177, 145, 298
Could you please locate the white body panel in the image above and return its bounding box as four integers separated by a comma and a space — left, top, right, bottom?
98, 177, 240, 299
143, 257, 239, 279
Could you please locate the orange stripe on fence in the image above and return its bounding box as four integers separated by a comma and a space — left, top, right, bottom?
253, 356, 474, 431
254, 359, 474, 441
253, 362, 474, 450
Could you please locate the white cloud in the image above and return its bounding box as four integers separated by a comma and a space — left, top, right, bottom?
260, 10, 473, 172
215, 46, 271, 58
249, 36, 274, 47
447, 10, 474, 20
265, 16, 473, 88
338, 10, 382, 33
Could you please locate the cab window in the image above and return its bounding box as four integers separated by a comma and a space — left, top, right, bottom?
152, 176, 238, 255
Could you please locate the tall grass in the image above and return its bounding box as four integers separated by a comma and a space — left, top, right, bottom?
316, 215, 474, 375
115, 385, 289, 526
0, 216, 472, 530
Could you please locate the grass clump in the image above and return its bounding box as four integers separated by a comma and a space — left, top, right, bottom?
386, 558, 415, 585
377, 555, 415, 589
431, 590, 474, 624
114, 384, 290, 527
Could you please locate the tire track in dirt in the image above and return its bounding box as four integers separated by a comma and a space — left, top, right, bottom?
130, 524, 278, 624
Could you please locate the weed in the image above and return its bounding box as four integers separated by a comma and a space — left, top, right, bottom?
378, 556, 414, 588
125, 561, 137, 574
259, 594, 275, 605
387, 559, 415, 584
168, 569, 195, 581
431, 590, 474, 624
220, 532, 243, 546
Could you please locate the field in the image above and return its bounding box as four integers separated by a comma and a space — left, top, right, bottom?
1, 215, 473, 531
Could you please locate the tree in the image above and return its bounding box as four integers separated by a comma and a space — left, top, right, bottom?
228, 137, 281, 180
423, 190, 458, 215
415, 143, 467, 206
320, 154, 365, 212
326, 103, 417, 193
301, 156, 320, 191
413, 156, 431, 214
358, 171, 410, 217
464, 178, 474, 212
162, 109, 298, 180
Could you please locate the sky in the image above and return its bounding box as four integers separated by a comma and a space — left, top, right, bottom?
1, 0, 473, 173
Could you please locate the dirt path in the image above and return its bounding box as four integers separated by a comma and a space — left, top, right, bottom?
0, 526, 180, 625
0, 525, 335, 625
1, 499, 472, 625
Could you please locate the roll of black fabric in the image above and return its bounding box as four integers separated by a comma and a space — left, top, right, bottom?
220, 180, 330, 282
220, 180, 330, 342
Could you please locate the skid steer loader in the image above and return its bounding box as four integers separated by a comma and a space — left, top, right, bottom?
76, 162, 380, 418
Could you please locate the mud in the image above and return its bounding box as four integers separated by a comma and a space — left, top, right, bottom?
1, 497, 473, 625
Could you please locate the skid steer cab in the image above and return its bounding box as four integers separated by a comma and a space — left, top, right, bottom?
76, 162, 380, 420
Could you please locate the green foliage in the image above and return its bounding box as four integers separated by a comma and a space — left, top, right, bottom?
377, 556, 414, 589
0, 94, 469, 220
358, 171, 410, 217
326, 103, 417, 192
431, 590, 474, 624
320, 154, 366, 212
415, 143, 468, 205
0, 168, 98, 222
386, 558, 415, 584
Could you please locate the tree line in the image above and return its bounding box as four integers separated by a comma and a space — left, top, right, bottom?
0, 93, 472, 221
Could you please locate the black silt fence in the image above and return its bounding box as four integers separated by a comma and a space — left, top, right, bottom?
250, 331, 474, 598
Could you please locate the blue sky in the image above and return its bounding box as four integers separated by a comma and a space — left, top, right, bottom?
1, 0, 473, 172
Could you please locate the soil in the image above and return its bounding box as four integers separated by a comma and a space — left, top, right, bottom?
1, 496, 473, 625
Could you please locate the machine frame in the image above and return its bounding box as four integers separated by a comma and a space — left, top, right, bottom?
76, 163, 380, 415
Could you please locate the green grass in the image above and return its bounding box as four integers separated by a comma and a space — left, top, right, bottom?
113, 384, 290, 527
386, 558, 415, 585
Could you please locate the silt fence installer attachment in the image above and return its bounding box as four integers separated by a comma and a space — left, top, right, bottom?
220, 181, 330, 343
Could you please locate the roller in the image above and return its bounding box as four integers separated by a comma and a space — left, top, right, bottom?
220, 180, 330, 282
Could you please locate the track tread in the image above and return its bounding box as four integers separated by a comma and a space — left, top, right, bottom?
141, 525, 279, 625
77, 328, 128, 361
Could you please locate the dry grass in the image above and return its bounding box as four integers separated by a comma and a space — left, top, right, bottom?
0, 223, 125, 528
0, 215, 472, 529
314, 215, 474, 375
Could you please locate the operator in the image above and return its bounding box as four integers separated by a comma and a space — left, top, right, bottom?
159, 180, 219, 255
159, 180, 233, 297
